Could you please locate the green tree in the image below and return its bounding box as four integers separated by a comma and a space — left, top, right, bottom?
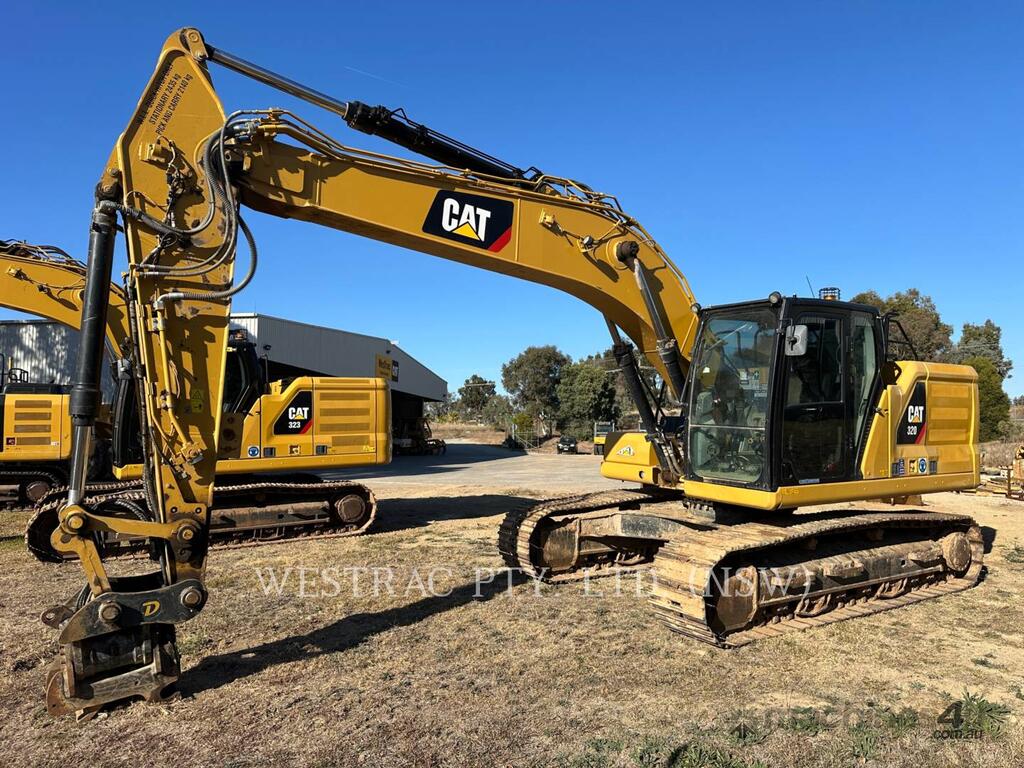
501, 345, 571, 422
481, 394, 513, 429
580, 346, 659, 427
852, 289, 953, 361
956, 320, 1012, 379
510, 410, 536, 442
457, 374, 495, 418
556, 362, 621, 439
965, 356, 1011, 442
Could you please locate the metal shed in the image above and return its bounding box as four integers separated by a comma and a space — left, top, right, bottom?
0, 320, 116, 398
228, 313, 447, 402
0, 315, 447, 405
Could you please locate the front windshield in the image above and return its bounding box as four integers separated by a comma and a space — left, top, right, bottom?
688, 309, 776, 485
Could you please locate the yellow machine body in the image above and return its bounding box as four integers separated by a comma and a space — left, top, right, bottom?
602, 360, 979, 509
113, 376, 390, 479
0, 391, 70, 463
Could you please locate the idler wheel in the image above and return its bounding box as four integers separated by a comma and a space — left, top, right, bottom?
334, 494, 367, 524
941, 532, 972, 575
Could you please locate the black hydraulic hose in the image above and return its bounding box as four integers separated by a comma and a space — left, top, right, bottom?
154, 215, 257, 306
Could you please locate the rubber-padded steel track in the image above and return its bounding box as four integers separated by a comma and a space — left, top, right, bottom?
0, 467, 67, 509
498, 492, 984, 646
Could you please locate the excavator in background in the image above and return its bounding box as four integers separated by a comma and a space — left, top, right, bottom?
35, 28, 983, 716
592, 421, 615, 456
0, 240, 387, 549
0, 241, 125, 504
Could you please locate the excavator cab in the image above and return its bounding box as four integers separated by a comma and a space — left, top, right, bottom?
686, 296, 883, 491
219, 337, 266, 418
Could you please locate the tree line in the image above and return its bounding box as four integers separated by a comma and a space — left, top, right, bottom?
441, 346, 634, 441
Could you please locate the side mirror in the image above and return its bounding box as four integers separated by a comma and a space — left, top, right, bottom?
785, 324, 808, 357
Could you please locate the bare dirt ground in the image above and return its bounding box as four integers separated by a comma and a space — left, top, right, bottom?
431, 423, 506, 445
1, 446, 1022, 767
431, 421, 598, 454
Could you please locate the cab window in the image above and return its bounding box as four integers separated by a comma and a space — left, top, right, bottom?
688, 309, 775, 485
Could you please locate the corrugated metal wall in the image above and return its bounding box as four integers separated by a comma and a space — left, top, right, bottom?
0, 315, 446, 404
0, 320, 116, 398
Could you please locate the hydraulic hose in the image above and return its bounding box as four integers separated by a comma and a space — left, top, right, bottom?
154, 215, 257, 307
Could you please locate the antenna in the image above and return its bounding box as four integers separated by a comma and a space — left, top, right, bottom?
805, 275, 815, 296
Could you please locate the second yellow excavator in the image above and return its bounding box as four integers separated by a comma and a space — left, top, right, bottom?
0, 239, 388, 554
34, 28, 984, 716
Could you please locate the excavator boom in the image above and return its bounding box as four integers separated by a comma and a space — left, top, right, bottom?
1, 240, 129, 354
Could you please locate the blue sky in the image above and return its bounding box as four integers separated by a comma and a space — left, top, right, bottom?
2, 2, 1021, 396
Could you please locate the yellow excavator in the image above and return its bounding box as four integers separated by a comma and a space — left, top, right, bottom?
0, 240, 388, 551
0, 241, 122, 504
35, 28, 983, 716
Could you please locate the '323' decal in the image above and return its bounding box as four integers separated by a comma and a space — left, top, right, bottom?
274, 391, 313, 435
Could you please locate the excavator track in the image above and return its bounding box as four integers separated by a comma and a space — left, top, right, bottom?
25, 477, 377, 563
0, 466, 67, 509
498, 493, 984, 645
498, 488, 679, 582
649, 509, 984, 647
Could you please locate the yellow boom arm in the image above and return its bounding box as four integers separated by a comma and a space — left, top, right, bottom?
60, 26, 701, 571
236, 122, 700, 381
0, 241, 129, 355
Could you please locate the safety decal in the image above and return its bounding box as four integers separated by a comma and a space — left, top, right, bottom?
422, 190, 514, 252
247, 445, 260, 458
905, 457, 929, 476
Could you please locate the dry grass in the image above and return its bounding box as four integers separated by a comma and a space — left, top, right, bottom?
0, 488, 1022, 767
431, 422, 507, 445
980, 441, 1021, 469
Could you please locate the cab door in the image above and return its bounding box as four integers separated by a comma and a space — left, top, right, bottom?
780, 312, 849, 484
779, 309, 881, 486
